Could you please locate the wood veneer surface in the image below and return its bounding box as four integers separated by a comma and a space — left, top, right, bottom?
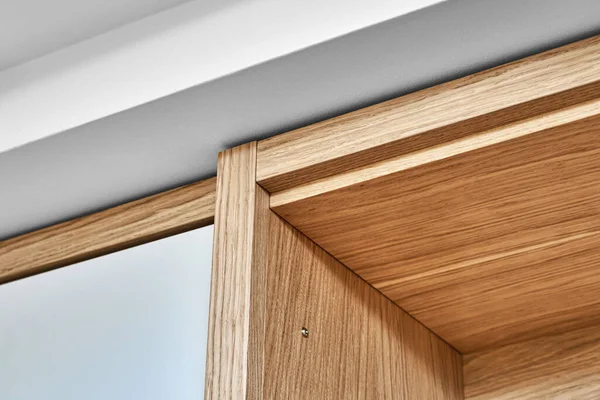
272, 114, 600, 353
207, 142, 463, 399
264, 213, 463, 399
464, 325, 600, 399
0, 178, 215, 284
257, 36, 600, 193
205, 144, 269, 399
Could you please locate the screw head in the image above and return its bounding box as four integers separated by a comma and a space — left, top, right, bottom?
301, 327, 309, 338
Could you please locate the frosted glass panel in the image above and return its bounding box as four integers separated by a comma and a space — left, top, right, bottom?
0, 226, 213, 400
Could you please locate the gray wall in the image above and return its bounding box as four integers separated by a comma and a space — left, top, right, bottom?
0, 226, 213, 400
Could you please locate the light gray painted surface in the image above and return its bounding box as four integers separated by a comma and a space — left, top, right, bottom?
0, 0, 441, 152
1, 0, 600, 240
0, 0, 195, 70
0, 226, 213, 400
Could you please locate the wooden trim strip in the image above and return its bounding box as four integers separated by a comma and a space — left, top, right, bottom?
271, 97, 600, 208
257, 35, 600, 193
205, 143, 269, 399
0, 177, 216, 284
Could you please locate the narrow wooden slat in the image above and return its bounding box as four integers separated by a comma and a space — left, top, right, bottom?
0, 177, 216, 284
257, 35, 600, 193
270, 97, 600, 208
205, 143, 269, 399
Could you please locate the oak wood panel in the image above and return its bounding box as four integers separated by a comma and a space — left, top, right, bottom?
270, 97, 600, 207
257, 35, 600, 193
0, 177, 215, 284
272, 114, 600, 353
264, 213, 463, 399
205, 143, 269, 399
464, 325, 600, 399
207, 142, 463, 399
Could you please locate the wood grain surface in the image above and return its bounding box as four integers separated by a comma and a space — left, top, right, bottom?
264, 213, 463, 399
464, 325, 600, 399
0, 177, 215, 284
205, 143, 269, 399
259, 34, 600, 397
207, 143, 463, 398
271, 97, 600, 208
272, 113, 600, 353
257, 35, 600, 193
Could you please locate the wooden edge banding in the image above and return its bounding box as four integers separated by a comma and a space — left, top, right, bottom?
0, 177, 216, 284
257, 35, 600, 193
205, 142, 267, 399
270, 97, 600, 208
247, 184, 270, 399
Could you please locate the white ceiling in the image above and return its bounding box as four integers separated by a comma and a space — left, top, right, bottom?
0, 0, 194, 70
0, 0, 440, 153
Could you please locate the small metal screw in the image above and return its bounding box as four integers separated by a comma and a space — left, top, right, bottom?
301, 327, 309, 338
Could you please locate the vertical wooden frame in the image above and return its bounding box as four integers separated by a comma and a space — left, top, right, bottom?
205, 142, 463, 399
205, 143, 269, 398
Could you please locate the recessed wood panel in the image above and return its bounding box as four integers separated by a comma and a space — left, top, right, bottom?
464, 325, 600, 399
205, 144, 269, 399
271, 114, 600, 353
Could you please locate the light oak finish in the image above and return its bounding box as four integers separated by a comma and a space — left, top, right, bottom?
262, 35, 600, 355
270, 97, 600, 208
257, 35, 600, 193
205, 143, 269, 399
207, 142, 463, 399
464, 326, 600, 399
264, 213, 463, 399
0, 177, 215, 284
272, 114, 600, 353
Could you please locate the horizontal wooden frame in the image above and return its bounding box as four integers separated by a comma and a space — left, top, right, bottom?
0, 177, 216, 284
257, 35, 600, 194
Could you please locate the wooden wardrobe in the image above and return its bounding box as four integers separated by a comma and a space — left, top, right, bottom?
3, 35, 600, 399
